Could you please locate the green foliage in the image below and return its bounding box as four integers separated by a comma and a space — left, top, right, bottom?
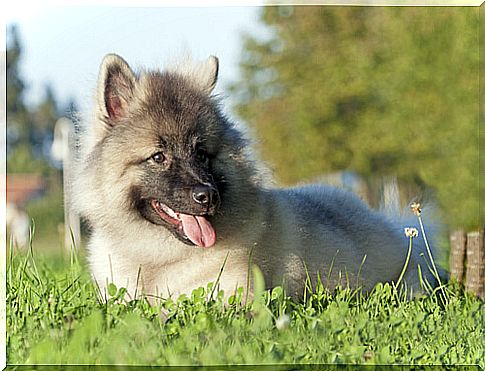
231, 7, 479, 229
7, 24, 72, 249
6, 144, 52, 175
24, 177, 64, 248
480, 6, 485, 228
6, 25, 28, 125
7, 248, 484, 367
6, 25, 29, 148
7, 24, 64, 167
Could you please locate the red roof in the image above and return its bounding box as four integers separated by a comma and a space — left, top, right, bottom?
6, 173, 45, 205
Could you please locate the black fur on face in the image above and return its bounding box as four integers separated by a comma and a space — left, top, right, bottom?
134, 145, 223, 217
110, 71, 233, 245
131, 156, 223, 246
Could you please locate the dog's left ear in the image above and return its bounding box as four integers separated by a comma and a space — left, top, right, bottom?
190, 55, 219, 94
197, 56, 219, 94
171, 55, 219, 94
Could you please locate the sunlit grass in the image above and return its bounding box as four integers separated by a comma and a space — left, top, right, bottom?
6, 239, 484, 367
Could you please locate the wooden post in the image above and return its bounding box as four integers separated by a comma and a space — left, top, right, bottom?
465, 230, 485, 298
449, 229, 467, 283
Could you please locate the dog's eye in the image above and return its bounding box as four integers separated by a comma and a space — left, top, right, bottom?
196, 148, 210, 164
151, 152, 165, 164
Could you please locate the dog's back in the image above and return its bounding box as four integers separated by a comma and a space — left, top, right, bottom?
246, 184, 439, 297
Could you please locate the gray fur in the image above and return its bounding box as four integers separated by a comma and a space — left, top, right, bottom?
73, 54, 440, 301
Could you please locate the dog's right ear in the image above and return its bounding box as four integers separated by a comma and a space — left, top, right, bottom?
96, 54, 136, 127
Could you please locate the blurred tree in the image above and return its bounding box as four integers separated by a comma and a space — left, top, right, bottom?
232, 7, 479, 230
6, 24, 75, 249
6, 25, 29, 150
63, 98, 80, 124
31, 84, 60, 159
6, 25, 72, 175
480, 5, 485, 228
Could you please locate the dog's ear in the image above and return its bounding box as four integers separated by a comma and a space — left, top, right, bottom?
169, 55, 219, 94
96, 54, 136, 125
200, 55, 219, 93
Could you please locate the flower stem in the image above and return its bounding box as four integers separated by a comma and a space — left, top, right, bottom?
417, 215, 448, 305
396, 236, 413, 289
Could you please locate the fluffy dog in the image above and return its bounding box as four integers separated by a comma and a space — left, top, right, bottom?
73, 54, 439, 301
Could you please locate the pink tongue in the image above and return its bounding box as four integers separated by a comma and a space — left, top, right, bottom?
179, 214, 216, 247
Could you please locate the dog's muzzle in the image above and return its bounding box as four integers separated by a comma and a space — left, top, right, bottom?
191, 185, 219, 212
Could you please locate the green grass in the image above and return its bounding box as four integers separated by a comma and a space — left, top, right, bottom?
6, 244, 485, 368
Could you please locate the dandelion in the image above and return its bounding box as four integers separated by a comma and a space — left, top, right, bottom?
410, 202, 448, 305
410, 202, 422, 216
404, 227, 419, 238
395, 227, 416, 288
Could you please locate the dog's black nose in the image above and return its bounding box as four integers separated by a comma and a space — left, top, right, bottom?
192, 185, 218, 207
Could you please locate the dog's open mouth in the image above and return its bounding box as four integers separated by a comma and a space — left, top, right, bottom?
151, 199, 216, 248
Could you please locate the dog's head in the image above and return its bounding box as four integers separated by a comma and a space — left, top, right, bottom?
85, 54, 249, 247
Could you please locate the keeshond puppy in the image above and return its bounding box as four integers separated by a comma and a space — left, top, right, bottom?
73, 54, 440, 301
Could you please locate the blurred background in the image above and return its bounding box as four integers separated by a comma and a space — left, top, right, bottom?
5, 7, 482, 266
